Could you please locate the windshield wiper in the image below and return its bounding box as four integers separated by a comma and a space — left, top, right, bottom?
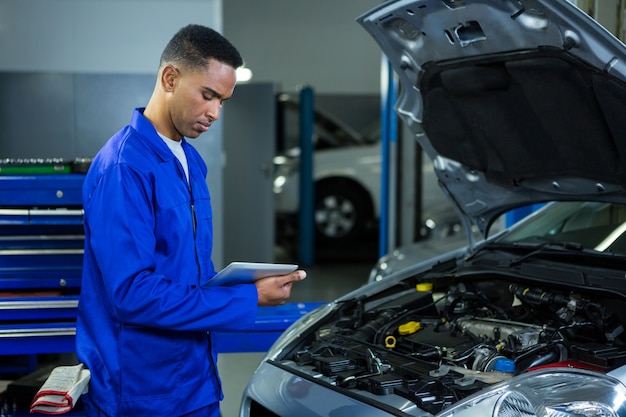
507, 241, 584, 266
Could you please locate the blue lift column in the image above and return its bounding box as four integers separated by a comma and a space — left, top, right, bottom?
379, 59, 399, 258
297, 86, 315, 266
505, 204, 545, 227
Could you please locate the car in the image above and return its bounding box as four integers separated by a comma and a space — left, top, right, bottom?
240, 1, 626, 416
273, 94, 382, 244
274, 95, 453, 246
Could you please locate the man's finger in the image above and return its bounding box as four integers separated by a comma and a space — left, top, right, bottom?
278, 270, 306, 284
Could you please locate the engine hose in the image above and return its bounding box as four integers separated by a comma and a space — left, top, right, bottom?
509, 284, 570, 308
514, 342, 567, 373
353, 310, 397, 342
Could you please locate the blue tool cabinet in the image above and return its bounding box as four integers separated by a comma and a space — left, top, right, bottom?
0, 174, 84, 377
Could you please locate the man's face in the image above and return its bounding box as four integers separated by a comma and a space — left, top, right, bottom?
169, 59, 237, 139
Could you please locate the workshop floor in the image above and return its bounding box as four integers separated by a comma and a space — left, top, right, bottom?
217, 243, 378, 417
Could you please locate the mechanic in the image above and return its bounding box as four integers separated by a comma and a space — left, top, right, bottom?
75, 24, 306, 417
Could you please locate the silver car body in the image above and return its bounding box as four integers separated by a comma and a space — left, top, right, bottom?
275, 142, 382, 218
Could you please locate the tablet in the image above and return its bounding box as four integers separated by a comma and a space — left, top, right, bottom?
204, 262, 298, 287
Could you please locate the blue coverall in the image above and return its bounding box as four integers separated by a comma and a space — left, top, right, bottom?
76, 108, 258, 416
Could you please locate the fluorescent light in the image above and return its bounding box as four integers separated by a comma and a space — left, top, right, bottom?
236, 67, 253, 82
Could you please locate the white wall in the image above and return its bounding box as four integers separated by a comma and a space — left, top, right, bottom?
223, 0, 383, 95
0, 0, 222, 73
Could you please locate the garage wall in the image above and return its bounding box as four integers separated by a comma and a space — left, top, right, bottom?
223, 0, 384, 95
0, 0, 222, 73
595, 0, 620, 38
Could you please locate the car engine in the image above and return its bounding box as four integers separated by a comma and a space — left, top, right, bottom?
275, 275, 626, 415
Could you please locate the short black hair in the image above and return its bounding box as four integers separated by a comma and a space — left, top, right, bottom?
160, 24, 243, 71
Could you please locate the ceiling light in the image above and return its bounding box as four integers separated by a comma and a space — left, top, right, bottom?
236, 67, 253, 82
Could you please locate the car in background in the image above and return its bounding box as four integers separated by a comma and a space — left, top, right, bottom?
240, 1, 626, 416
273, 95, 381, 244
274, 94, 453, 246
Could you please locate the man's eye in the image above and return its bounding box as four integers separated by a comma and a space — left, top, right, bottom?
204, 95, 214, 101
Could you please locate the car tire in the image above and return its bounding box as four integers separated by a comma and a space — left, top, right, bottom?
314, 179, 374, 243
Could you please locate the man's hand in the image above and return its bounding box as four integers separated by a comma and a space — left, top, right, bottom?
255, 270, 306, 306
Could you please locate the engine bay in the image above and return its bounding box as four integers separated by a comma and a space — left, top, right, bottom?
275, 275, 626, 414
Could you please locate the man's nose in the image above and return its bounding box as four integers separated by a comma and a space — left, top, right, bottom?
206, 101, 221, 122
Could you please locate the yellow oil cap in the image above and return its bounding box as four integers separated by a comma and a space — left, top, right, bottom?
398, 321, 421, 335
385, 335, 396, 348
416, 283, 433, 292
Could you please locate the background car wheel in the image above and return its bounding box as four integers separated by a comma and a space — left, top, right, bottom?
314, 179, 374, 243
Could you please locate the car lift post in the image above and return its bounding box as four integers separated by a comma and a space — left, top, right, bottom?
297, 85, 315, 266
379, 58, 399, 258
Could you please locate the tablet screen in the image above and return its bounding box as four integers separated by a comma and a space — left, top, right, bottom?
204, 262, 298, 287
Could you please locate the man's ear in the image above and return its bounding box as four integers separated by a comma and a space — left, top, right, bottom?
160, 65, 179, 92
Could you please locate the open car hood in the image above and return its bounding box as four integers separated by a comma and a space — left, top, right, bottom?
358, 0, 626, 237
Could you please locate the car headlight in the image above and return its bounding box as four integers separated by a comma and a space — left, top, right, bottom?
437, 368, 626, 417
272, 157, 298, 194
273, 174, 287, 193
262, 302, 335, 361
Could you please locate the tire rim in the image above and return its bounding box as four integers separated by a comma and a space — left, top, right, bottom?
314, 194, 357, 238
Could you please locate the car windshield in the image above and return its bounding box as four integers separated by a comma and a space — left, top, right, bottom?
277, 97, 367, 152
496, 201, 626, 255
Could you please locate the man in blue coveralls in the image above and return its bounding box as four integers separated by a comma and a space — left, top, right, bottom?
76, 24, 306, 417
